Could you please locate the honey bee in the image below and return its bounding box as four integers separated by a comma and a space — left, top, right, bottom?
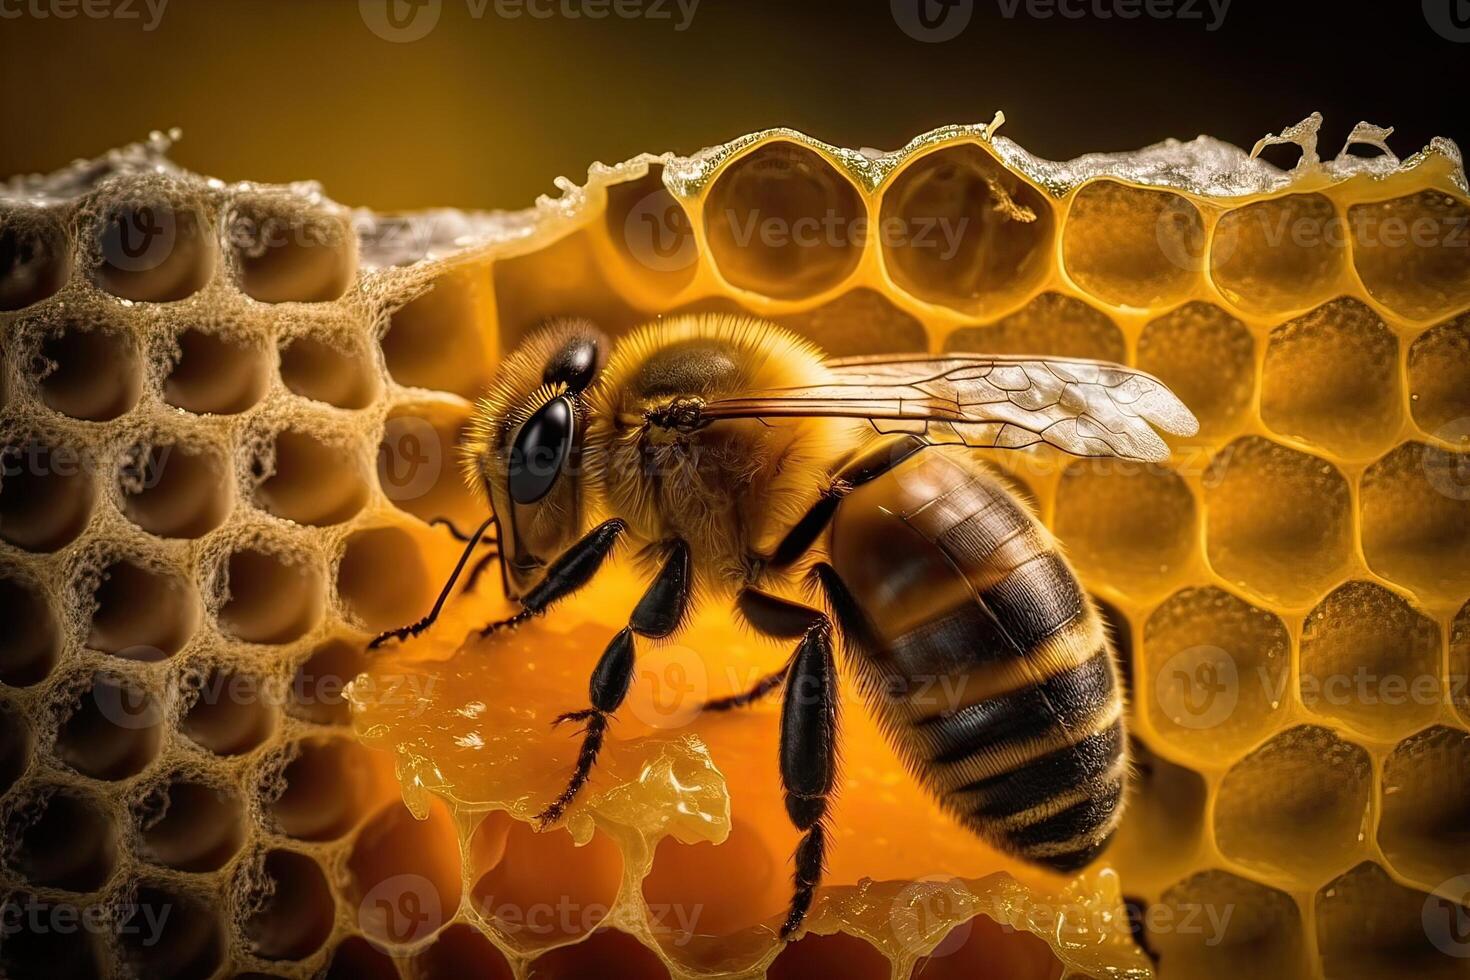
371, 314, 1198, 938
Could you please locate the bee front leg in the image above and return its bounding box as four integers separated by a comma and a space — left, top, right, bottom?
479, 518, 628, 637
535, 538, 692, 828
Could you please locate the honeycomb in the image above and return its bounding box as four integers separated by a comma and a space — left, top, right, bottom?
1, 116, 1468, 979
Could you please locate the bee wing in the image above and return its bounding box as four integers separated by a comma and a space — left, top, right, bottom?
698, 353, 1199, 463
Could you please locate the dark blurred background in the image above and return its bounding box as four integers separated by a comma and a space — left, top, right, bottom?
0, 0, 1464, 210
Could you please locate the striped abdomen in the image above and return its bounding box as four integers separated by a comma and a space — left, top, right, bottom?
824, 445, 1125, 870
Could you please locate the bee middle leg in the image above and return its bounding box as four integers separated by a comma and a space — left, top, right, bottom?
698, 588, 821, 712
535, 538, 692, 827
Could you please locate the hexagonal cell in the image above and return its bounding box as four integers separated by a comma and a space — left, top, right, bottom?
254, 429, 369, 526
87, 559, 200, 660
1210, 192, 1346, 314
118, 441, 230, 539
1213, 725, 1371, 879
378, 403, 481, 527
1142, 586, 1290, 754
1349, 190, 1470, 320
90, 198, 215, 302
1378, 726, 1470, 887
136, 778, 245, 872
1062, 179, 1205, 308
242, 849, 336, 960
0, 893, 105, 980
178, 668, 278, 756
5, 786, 117, 891
336, 526, 432, 634
1408, 313, 1470, 436
323, 937, 399, 980
704, 140, 864, 300
0, 437, 97, 552
768, 932, 891, 980
879, 142, 1054, 313
1136, 302, 1254, 437
1360, 441, 1470, 600
1299, 581, 1441, 739
1106, 741, 1208, 884
602, 164, 699, 292
0, 701, 31, 793
945, 291, 1125, 363
1203, 437, 1353, 605
1454, 600, 1470, 726
0, 573, 60, 686
279, 334, 380, 409
1260, 298, 1401, 457
492, 235, 645, 353
525, 929, 671, 980
0, 207, 71, 310
1148, 870, 1305, 980
270, 736, 381, 841
163, 326, 271, 415
54, 671, 164, 779
288, 638, 364, 725
1317, 862, 1469, 980
407, 923, 514, 980
228, 197, 356, 303
1053, 460, 1195, 597
347, 799, 462, 946
470, 811, 623, 953
216, 547, 325, 644
117, 884, 226, 980
776, 288, 928, 356
36, 321, 142, 420
381, 269, 494, 399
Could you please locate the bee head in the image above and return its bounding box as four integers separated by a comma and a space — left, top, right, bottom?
462, 318, 608, 599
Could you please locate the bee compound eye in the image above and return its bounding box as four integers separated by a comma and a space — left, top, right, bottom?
508, 397, 573, 505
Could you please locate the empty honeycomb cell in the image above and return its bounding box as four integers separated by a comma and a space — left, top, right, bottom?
1053, 460, 1196, 597
1298, 581, 1442, 739
408, 922, 514, 980
1106, 741, 1209, 885
270, 736, 380, 841
254, 428, 369, 526
0, 573, 60, 686
1316, 862, 1470, 980
4, 786, 117, 891
0, 893, 105, 980
0, 208, 71, 310
163, 326, 271, 415
119, 441, 230, 538
1147, 870, 1305, 980
525, 929, 672, 980
775, 288, 928, 355
1455, 600, 1470, 725
229, 197, 356, 303
178, 668, 278, 755
1203, 436, 1353, 604
323, 937, 400, 980
1360, 441, 1470, 599
1349, 190, 1470, 320
1378, 726, 1470, 887
347, 799, 462, 946
1210, 192, 1346, 313
0, 437, 96, 551
767, 931, 891, 980
216, 546, 325, 644
336, 526, 432, 633
54, 671, 164, 779
470, 811, 623, 952
878, 143, 1054, 313
287, 638, 364, 725
1213, 725, 1372, 880
278, 334, 380, 409
943, 291, 1125, 362
603, 165, 699, 290
491, 233, 646, 352
703, 141, 864, 300
86, 559, 200, 660
910, 914, 1065, 980
242, 849, 336, 960
0, 701, 30, 792
378, 404, 482, 527
1408, 313, 1470, 435
90, 198, 215, 302
1142, 586, 1290, 754
117, 884, 226, 980
35, 321, 142, 421
381, 270, 494, 399
136, 778, 245, 872
1136, 302, 1255, 437
1062, 180, 1205, 308
1260, 298, 1402, 457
